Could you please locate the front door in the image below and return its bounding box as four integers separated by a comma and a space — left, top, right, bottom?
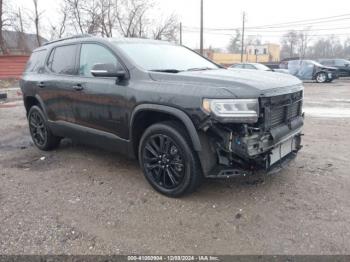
71, 43, 129, 139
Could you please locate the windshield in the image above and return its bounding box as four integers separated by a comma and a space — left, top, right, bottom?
254, 64, 271, 71
304, 60, 325, 67
115, 42, 219, 72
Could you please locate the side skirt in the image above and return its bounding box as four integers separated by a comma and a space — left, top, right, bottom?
48, 120, 135, 159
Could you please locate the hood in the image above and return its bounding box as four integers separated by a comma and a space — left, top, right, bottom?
149, 68, 303, 98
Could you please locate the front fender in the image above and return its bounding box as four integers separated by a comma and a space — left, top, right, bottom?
130, 104, 202, 152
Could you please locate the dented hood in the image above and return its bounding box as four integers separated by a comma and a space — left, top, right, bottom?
149, 68, 303, 98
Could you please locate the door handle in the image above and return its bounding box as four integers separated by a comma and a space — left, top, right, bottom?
37, 82, 45, 88
73, 84, 84, 91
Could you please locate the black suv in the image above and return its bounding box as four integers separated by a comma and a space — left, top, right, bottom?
21, 35, 304, 197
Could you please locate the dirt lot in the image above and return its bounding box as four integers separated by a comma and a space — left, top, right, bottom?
0, 79, 350, 255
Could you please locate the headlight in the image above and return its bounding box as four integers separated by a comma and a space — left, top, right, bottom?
202, 98, 259, 123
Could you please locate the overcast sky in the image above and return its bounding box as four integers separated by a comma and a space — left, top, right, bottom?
13, 0, 350, 49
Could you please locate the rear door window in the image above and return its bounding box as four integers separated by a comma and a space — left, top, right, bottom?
25, 50, 47, 73
47, 45, 78, 75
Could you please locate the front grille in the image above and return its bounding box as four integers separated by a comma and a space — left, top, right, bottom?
261, 91, 303, 129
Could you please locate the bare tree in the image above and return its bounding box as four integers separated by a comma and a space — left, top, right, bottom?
281, 31, 300, 59
0, 0, 12, 54
297, 28, 312, 60
100, 0, 119, 37
227, 29, 241, 53
0, 0, 5, 53
32, 0, 42, 46
50, 3, 69, 40
12, 7, 30, 53
152, 14, 178, 41
116, 0, 151, 37
63, 0, 102, 35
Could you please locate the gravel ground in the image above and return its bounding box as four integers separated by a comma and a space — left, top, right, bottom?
0, 79, 350, 255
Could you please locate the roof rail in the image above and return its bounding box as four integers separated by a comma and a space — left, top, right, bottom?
43, 34, 93, 46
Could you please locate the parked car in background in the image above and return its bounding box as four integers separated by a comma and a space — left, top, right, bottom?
317, 59, 350, 77
229, 63, 290, 74
282, 60, 338, 83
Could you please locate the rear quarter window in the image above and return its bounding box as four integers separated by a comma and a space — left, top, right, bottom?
25, 50, 47, 73
47, 44, 78, 75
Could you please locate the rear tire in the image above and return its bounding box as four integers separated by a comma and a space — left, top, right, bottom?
28, 106, 61, 151
138, 121, 203, 198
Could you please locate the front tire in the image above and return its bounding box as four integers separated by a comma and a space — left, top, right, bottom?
316, 72, 327, 83
28, 106, 61, 151
138, 121, 203, 198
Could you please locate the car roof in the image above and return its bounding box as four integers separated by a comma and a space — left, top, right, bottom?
34, 35, 173, 52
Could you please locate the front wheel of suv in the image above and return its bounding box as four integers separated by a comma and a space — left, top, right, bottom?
28, 106, 61, 151
138, 121, 203, 198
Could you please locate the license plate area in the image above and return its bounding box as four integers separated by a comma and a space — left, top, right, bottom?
269, 137, 297, 166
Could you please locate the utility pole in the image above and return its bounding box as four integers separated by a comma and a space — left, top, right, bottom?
200, 0, 204, 55
240, 12, 246, 62
180, 22, 183, 45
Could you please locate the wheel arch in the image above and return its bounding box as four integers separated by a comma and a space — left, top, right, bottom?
24, 95, 48, 119
129, 104, 202, 158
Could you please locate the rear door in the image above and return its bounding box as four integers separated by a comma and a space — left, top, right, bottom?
41, 44, 79, 123
71, 43, 128, 138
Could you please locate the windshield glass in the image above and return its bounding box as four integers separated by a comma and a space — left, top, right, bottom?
115, 42, 219, 71
254, 64, 271, 71
304, 60, 324, 67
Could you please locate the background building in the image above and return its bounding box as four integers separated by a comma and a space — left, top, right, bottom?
202, 43, 281, 67
0, 31, 47, 79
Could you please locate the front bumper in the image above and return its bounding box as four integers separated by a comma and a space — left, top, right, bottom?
199, 118, 303, 178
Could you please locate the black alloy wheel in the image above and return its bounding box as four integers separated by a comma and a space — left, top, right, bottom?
28, 106, 61, 151
143, 134, 185, 190
29, 110, 48, 147
139, 121, 202, 197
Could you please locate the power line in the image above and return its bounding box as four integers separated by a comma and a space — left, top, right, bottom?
248, 17, 350, 29
183, 14, 350, 31
182, 29, 350, 38
185, 25, 350, 33
246, 13, 350, 29
245, 26, 350, 33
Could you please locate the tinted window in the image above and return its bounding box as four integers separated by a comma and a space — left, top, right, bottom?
320, 60, 334, 66
244, 64, 256, 70
334, 59, 348, 66
47, 45, 78, 75
116, 43, 218, 71
25, 50, 47, 73
79, 44, 121, 77
232, 64, 244, 68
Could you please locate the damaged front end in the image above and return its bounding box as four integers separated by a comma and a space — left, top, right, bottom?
198, 90, 304, 178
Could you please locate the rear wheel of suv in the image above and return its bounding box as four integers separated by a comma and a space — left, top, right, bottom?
316, 72, 327, 83
138, 121, 203, 198
28, 106, 61, 151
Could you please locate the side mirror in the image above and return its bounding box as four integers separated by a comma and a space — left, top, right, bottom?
90, 63, 126, 79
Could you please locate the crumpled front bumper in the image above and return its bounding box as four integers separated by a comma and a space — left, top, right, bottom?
200, 118, 304, 178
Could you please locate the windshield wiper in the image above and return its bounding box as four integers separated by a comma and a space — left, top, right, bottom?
150, 69, 182, 73
186, 67, 217, 72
